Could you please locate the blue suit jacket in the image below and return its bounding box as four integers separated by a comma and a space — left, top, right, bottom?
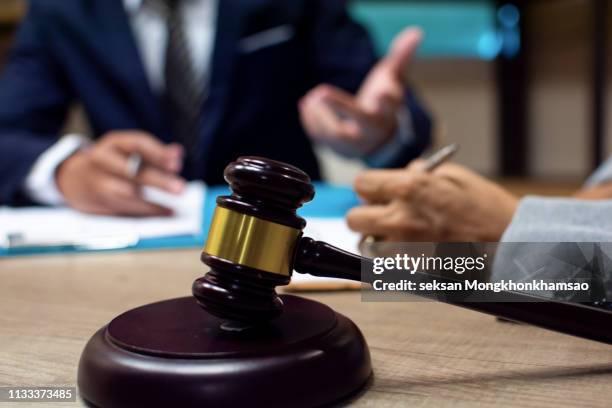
0, 0, 431, 205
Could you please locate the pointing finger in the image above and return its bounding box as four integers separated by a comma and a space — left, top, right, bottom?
384, 27, 423, 82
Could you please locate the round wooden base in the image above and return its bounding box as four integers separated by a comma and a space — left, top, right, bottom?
78, 295, 371, 407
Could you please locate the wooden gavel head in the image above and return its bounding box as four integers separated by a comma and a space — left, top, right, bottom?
193, 156, 316, 323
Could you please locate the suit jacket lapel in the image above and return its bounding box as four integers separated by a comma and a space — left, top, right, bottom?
197, 0, 253, 164
92, 0, 169, 141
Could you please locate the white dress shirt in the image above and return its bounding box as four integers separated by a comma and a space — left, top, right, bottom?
125, 0, 217, 92
23, 0, 412, 205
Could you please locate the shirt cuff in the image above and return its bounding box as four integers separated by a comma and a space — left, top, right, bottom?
23, 134, 90, 206
365, 107, 415, 168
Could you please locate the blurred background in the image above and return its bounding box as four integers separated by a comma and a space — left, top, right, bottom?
2, 0, 610, 190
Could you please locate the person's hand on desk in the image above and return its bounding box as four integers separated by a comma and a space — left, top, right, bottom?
347, 161, 519, 241
56, 132, 186, 216
299, 28, 422, 156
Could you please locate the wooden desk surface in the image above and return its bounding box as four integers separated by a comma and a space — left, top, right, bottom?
1, 249, 611, 407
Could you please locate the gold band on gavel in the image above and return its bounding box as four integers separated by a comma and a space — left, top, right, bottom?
203, 206, 302, 276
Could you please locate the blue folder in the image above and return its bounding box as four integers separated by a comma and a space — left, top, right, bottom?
0, 183, 359, 257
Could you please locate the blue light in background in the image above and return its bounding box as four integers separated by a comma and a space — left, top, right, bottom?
350, 0, 522, 60
477, 32, 503, 60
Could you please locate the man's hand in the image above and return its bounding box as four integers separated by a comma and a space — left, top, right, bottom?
299, 28, 422, 157
347, 161, 519, 242
56, 131, 186, 216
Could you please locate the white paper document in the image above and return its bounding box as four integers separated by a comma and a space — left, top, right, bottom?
0, 182, 205, 250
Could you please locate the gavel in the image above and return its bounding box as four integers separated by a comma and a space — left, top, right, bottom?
193, 156, 361, 323
193, 156, 612, 344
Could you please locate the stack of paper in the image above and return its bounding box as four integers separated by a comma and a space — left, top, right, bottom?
0, 182, 205, 251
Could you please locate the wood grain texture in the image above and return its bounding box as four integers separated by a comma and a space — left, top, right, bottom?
1, 249, 612, 407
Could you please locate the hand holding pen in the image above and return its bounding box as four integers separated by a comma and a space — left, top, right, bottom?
354, 144, 458, 252
56, 131, 186, 216
348, 143, 519, 245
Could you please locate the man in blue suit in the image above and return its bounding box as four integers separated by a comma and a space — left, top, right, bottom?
0, 0, 431, 215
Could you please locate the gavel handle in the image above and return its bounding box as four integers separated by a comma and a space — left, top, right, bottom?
294, 237, 612, 344
295, 237, 363, 281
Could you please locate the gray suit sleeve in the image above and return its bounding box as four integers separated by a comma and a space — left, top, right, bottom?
492, 158, 612, 304
502, 155, 612, 242
501, 197, 612, 242
494, 197, 612, 303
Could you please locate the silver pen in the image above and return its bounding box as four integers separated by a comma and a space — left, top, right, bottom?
422, 143, 460, 172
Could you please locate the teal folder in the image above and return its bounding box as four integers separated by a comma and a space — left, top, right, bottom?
0, 183, 358, 257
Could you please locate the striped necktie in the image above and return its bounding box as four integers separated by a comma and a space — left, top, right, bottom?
160, 0, 206, 162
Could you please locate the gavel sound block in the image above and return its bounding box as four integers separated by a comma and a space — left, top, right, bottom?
78, 157, 372, 408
